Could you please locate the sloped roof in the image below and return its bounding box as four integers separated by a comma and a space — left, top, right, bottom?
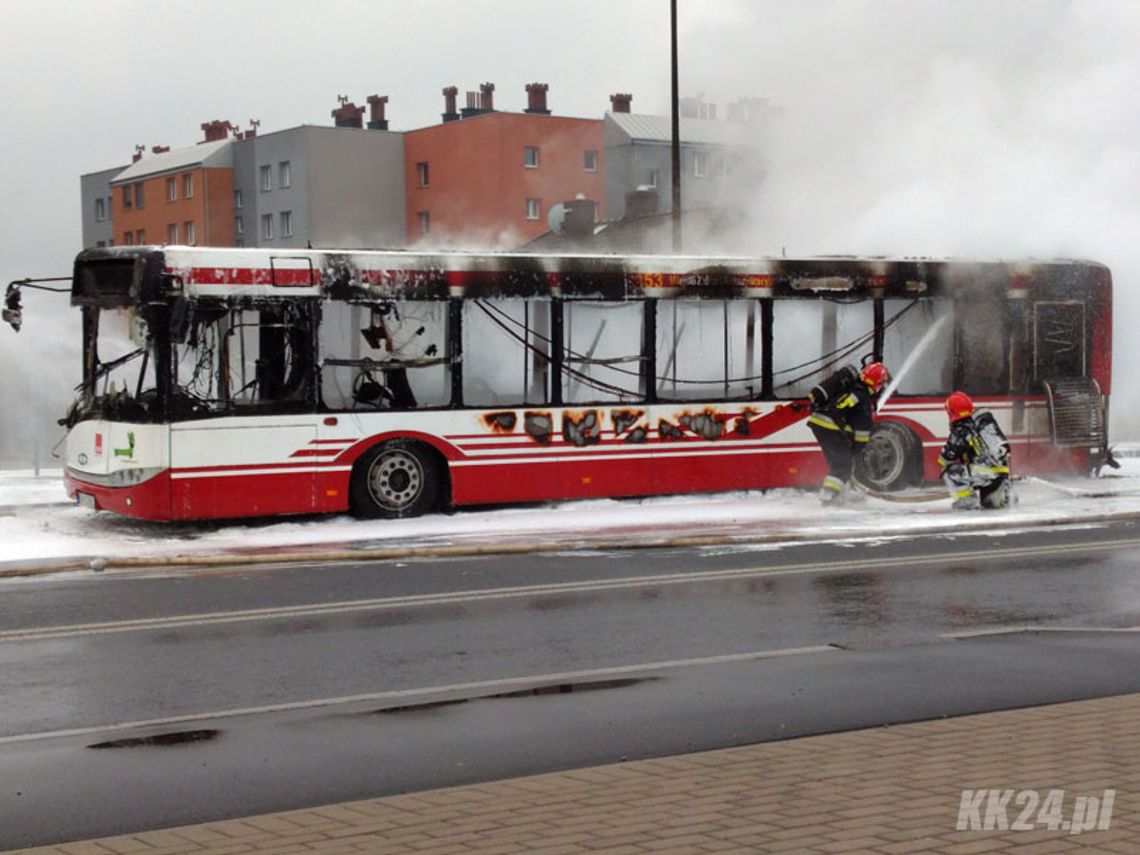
520, 208, 743, 255
110, 139, 233, 184
605, 112, 754, 147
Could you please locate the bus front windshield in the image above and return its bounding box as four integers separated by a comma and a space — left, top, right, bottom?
69, 298, 316, 426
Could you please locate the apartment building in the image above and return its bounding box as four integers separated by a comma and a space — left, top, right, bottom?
79, 86, 766, 255
110, 138, 235, 248
403, 84, 605, 249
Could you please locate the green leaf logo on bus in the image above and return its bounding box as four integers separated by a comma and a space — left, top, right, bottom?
113, 432, 136, 459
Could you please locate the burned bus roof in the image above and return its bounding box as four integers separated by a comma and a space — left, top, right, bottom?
71, 246, 1111, 304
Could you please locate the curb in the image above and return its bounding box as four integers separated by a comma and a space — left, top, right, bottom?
5, 507, 1140, 580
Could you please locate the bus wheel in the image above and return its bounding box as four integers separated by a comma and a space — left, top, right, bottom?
858, 422, 921, 492
352, 440, 442, 519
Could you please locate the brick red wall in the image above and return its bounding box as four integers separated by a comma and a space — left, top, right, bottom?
405, 112, 604, 249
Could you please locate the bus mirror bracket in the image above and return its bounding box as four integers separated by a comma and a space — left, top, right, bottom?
3, 283, 22, 332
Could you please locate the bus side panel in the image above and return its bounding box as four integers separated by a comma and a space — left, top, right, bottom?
444, 403, 823, 506
170, 421, 318, 520
1089, 273, 1112, 395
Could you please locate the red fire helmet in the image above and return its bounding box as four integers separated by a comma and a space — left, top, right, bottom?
860, 361, 889, 393
945, 391, 975, 420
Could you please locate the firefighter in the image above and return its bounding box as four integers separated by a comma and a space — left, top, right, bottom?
807, 361, 890, 504
938, 391, 1014, 510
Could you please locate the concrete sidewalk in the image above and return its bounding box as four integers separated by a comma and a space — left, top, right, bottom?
10, 693, 1137, 854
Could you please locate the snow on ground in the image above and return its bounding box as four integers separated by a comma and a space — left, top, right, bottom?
3, 454, 1140, 571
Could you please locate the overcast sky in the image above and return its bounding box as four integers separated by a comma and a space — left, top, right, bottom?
3, 0, 1140, 446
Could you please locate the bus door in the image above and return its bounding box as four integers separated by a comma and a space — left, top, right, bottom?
167, 302, 321, 519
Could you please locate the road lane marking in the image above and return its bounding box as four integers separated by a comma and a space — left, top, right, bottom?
4, 536, 1140, 643
0, 645, 837, 745
945, 625, 1140, 639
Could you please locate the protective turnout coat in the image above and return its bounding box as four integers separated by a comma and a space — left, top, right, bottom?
938, 410, 1012, 508
807, 366, 877, 499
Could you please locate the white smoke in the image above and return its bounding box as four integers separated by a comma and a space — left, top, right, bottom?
681, 0, 1140, 438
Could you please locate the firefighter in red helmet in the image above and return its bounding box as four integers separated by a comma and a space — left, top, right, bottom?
938, 391, 1014, 510
807, 361, 890, 505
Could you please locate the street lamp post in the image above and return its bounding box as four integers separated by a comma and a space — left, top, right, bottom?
670, 0, 682, 254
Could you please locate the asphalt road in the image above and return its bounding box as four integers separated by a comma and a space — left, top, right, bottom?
1, 519, 1139, 848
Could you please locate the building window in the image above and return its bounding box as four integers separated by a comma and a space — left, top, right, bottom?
278, 161, 291, 188
95, 240, 106, 248
693, 152, 710, 178
261, 213, 274, 239
583, 150, 598, 171
94, 197, 106, 221
260, 164, 272, 191
234, 189, 243, 209
525, 198, 541, 220
647, 169, 660, 188
524, 146, 540, 168
121, 186, 132, 210
106, 196, 113, 216
418, 210, 430, 236
183, 173, 194, 198
235, 216, 244, 236
136, 229, 146, 244
416, 161, 430, 187
280, 210, 293, 237
123, 231, 133, 246
133, 183, 144, 208
167, 223, 178, 244
184, 221, 196, 246
166, 177, 177, 202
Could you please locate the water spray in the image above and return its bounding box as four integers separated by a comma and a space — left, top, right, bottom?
877, 312, 951, 410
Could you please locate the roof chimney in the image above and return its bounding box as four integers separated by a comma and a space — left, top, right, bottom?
151, 145, 170, 155
366, 95, 389, 130
331, 95, 365, 128
461, 83, 495, 119
609, 93, 632, 113
239, 119, 260, 140
442, 86, 460, 123
563, 197, 597, 238
200, 119, 233, 143
624, 188, 659, 219
132, 144, 145, 163
525, 83, 550, 115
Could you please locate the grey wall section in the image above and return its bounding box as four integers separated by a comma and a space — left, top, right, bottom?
603, 114, 751, 220
235, 127, 313, 249
232, 125, 405, 250
306, 126, 405, 249
79, 166, 124, 247
232, 137, 257, 247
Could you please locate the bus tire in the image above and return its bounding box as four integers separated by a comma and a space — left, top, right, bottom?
351, 440, 442, 519
857, 422, 922, 492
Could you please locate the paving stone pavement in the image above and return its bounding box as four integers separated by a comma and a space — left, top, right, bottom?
9, 693, 1138, 854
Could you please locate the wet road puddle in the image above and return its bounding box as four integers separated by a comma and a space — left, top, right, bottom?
87, 728, 220, 750
369, 677, 657, 715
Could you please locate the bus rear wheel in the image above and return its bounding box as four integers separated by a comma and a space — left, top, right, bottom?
352, 440, 442, 519
858, 422, 922, 492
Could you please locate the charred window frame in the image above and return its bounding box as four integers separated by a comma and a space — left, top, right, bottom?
461, 299, 552, 407
320, 299, 450, 412
952, 295, 1012, 395
655, 298, 762, 402
560, 298, 645, 404
770, 295, 877, 399
169, 298, 319, 418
